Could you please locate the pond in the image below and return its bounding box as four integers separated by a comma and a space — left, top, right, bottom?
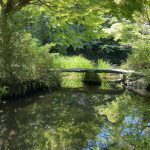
0, 75, 150, 150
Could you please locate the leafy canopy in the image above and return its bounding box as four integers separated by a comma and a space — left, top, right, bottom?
0, 0, 149, 17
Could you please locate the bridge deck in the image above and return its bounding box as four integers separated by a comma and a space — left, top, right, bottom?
49, 68, 144, 76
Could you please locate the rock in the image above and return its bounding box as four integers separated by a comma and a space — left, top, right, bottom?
83, 71, 102, 85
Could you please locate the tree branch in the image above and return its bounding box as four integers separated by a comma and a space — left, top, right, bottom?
38, 0, 55, 11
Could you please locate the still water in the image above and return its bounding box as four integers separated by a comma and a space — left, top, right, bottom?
0, 78, 150, 150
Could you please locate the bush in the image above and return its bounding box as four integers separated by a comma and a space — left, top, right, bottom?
122, 36, 150, 83
0, 30, 61, 96
9, 33, 61, 86
125, 39, 150, 71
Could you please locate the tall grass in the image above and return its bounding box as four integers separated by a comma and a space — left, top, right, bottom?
52, 55, 94, 68
52, 55, 111, 68
97, 59, 111, 68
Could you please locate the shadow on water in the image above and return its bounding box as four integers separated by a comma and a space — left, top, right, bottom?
0, 78, 150, 150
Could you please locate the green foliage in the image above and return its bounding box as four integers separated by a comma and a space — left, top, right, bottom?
0, 87, 8, 98
125, 37, 150, 82
114, 23, 150, 82
104, 14, 150, 83
0, 0, 149, 95
126, 40, 150, 70
111, 0, 145, 19
52, 54, 111, 69
52, 55, 94, 68
2, 0, 147, 49
29, 12, 52, 45
62, 73, 84, 87
62, 38, 131, 64
0, 27, 59, 84
97, 59, 111, 78
0, 16, 61, 96
97, 59, 111, 69
1, 0, 148, 18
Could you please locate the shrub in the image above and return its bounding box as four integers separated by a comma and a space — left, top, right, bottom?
125, 37, 150, 74
122, 35, 150, 84
0, 31, 61, 96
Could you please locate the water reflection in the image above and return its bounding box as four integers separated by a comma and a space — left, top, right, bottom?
0, 87, 150, 150
84, 93, 150, 150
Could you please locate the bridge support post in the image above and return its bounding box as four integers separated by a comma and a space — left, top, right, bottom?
83, 71, 102, 85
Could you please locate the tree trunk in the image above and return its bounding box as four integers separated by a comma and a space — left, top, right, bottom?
0, 10, 15, 84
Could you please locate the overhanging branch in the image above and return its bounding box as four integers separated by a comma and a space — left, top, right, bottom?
38, 0, 55, 11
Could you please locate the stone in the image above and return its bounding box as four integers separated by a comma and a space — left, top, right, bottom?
83, 71, 102, 85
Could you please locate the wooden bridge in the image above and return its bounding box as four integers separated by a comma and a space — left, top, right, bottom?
49, 68, 145, 85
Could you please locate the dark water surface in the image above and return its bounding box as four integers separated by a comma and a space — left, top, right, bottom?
0, 84, 150, 150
